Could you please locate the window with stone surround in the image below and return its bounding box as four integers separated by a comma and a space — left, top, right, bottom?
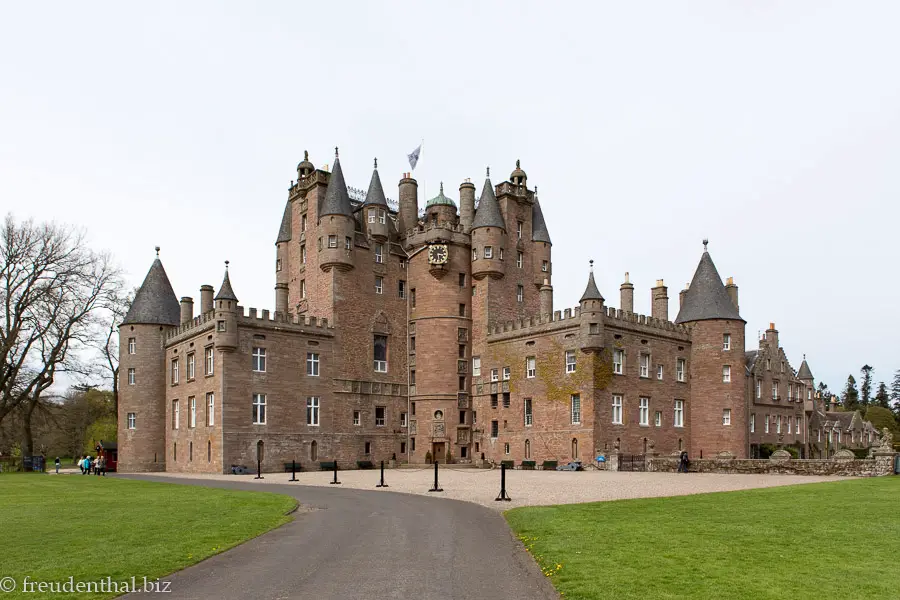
307, 352, 319, 376
674, 400, 684, 428
614, 350, 625, 375
491, 420, 499, 438
252, 347, 266, 372
205, 347, 214, 375
189, 396, 196, 428
657, 365, 663, 380
399, 280, 406, 299
301, 279, 306, 299
252, 394, 266, 424
524, 398, 533, 426
128, 368, 135, 385
472, 248, 478, 261
756, 380, 761, 399
655, 411, 662, 427
401, 412, 407, 427
276, 258, 282, 271
491, 393, 498, 408
499, 248, 504, 260
517, 285, 524, 302
128, 337, 136, 354
375, 406, 385, 427
612, 395, 623, 424
459, 273, 466, 287
327, 235, 337, 248
375, 276, 383, 294
301, 245, 307, 264
722, 408, 731, 426
571, 394, 581, 424
772, 382, 778, 400
516, 252, 523, 268
345, 236, 352, 250
187, 353, 195, 380
776, 415, 782, 434
639, 397, 649, 425
505, 442, 510, 455
484, 246, 493, 259
368, 209, 376, 224
410, 288, 416, 308
526, 357, 536, 378
306, 396, 319, 426
379, 209, 386, 224
566, 350, 576, 373
765, 414, 770, 433
517, 221, 523, 239
750, 413, 755, 433
723, 334, 731, 351
502, 392, 510, 408
301, 213, 307, 232
472, 356, 481, 376
542, 260, 549, 272
722, 365, 731, 383
639, 354, 650, 378
676, 358, 685, 382
172, 400, 180, 429
375, 244, 384, 264
502, 366, 510, 381
373, 335, 388, 372
171, 359, 179, 385
207, 393, 215, 426
127, 412, 136, 429
491, 368, 498, 382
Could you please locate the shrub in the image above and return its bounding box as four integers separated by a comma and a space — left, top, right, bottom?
445, 448, 453, 464
784, 446, 800, 459
759, 444, 778, 459
425, 451, 432, 464
851, 448, 870, 459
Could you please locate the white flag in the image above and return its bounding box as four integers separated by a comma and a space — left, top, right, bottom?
407, 144, 422, 170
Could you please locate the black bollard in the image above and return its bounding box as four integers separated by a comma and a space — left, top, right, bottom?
376, 460, 389, 488
289, 459, 298, 482
428, 460, 443, 492
254, 458, 264, 480
330, 460, 341, 485
495, 462, 511, 501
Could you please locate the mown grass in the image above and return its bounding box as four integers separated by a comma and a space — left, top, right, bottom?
1, 474, 296, 599
506, 477, 900, 600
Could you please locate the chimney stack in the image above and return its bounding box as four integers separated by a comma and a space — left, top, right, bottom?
766, 322, 779, 349
200, 285, 214, 314
651, 279, 669, 321
459, 179, 475, 232
620, 272, 634, 313
398, 174, 419, 234
180, 297, 193, 325
725, 276, 739, 313
679, 283, 689, 309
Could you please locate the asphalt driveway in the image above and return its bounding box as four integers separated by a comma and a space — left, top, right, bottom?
120, 475, 558, 600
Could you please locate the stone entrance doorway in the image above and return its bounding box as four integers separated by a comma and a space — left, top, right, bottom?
432, 442, 445, 462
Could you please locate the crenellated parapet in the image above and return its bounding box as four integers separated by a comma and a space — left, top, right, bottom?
604, 306, 691, 338
166, 310, 216, 343
236, 306, 335, 336
403, 220, 470, 249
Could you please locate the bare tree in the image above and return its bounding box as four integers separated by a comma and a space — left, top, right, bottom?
0, 214, 121, 454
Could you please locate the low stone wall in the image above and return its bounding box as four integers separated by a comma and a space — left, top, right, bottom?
647, 452, 897, 477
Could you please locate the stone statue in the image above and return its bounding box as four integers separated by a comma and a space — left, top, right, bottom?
879, 428, 894, 450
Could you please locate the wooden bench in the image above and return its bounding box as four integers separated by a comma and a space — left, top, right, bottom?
319, 461, 337, 471
541, 460, 558, 470
500, 460, 515, 469
283, 462, 302, 473
356, 460, 375, 470
520, 460, 536, 470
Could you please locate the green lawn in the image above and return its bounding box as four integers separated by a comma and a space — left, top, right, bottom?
2, 474, 296, 599
506, 477, 900, 600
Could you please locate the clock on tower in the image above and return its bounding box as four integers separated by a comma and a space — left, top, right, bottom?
428, 244, 448, 265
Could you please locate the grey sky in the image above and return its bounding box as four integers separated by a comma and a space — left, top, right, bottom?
2, 2, 898, 394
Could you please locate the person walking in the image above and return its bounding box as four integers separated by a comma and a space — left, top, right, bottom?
98, 455, 106, 477
80, 456, 87, 475
55, 457, 60, 474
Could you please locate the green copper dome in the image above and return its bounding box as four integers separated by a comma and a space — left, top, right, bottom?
425, 182, 457, 208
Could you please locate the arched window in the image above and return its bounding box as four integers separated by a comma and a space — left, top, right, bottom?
256, 440, 265, 462
310, 440, 318, 461
572, 438, 578, 459
525, 439, 531, 459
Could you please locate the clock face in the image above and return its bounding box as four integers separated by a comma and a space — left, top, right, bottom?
428, 244, 448, 265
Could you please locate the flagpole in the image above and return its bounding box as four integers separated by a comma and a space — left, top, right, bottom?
421, 138, 425, 212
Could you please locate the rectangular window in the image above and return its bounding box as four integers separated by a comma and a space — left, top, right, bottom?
472, 357, 481, 377
499, 248, 504, 260
756, 380, 761, 399
612, 395, 623, 424
400, 412, 408, 427
776, 415, 782, 434
750, 413, 755, 433
472, 248, 478, 261
657, 365, 663, 380
517, 221, 523, 239
613, 350, 624, 375
375, 276, 383, 294
379, 209, 386, 224
484, 246, 493, 259
491, 393, 498, 408
458, 344, 466, 359
205, 347, 214, 375
526, 357, 536, 378
795, 418, 801, 436
502, 392, 510, 408
353, 411, 360, 426
400, 258, 407, 269
252, 347, 266, 372
723, 408, 731, 426
307, 352, 319, 376
566, 350, 576, 373
459, 303, 466, 317
306, 397, 319, 426
345, 236, 352, 250
171, 359, 179, 385
524, 397, 533, 426
189, 396, 196, 428
516, 252, 523, 268
639, 397, 649, 426
128, 337, 136, 354
410, 288, 416, 308
409, 336, 416, 352
502, 366, 510, 381
571, 394, 581, 424
128, 368, 135, 385
640, 354, 650, 378
301, 214, 307, 232
491, 420, 499, 438
541, 260, 548, 272
252, 394, 266, 424
301, 279, 307, 299
459, 410, 466, 424
368, 210, 376, 223
674, 400, 684, 428
772, 383, 778, 400
328, 235, 337, 248
207, 393, 214, 426
172, 400, 179, 430
374, 335, 388, 372
765, 414, 770, 433
723, 334, 731, 351
655, 411, 662, 427
375, 406, 385, 427
723, 365, 731, 383
516, 285, 524, 302
459, 273, 466, 287
301, 244, 307, 264
786, 417, 792, 434
276, 258, 283, 272
187, 353, 195, 380
491, 368, 498, 382
817, 428, 821, 442
375, 244, 384, 264
676, 358, 686, 382
127, 412, 136, 429
399, 280, 406, 299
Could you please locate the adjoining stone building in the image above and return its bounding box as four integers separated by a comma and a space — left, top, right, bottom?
117, 150, 877, 473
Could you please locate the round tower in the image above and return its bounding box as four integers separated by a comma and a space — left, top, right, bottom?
424, 183, 458, 226
318, 149, 355, 272
118, 249, 181, 473
459, 179, 475, 232
275, 196, 291, 314
398, 174, 419, 234
213, 262, 239, 352
363, 159, 390, 241
470, 171, 507, 280
578, 261, 605, 350
675, 241, 747, 458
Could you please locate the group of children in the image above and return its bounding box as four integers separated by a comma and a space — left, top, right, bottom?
80, 454, 107, 476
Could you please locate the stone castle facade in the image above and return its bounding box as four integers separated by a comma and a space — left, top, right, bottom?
116, 150, 872, 473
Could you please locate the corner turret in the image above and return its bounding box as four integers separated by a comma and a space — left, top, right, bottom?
471, 169, 507, 280
424, 182, 458, 226
578, 260, 605, 350
318, 148, 355, 272
362, 158, 389, 241
531, 188, 552, 289
214, 261, 239, 351
275, 200, 291, 313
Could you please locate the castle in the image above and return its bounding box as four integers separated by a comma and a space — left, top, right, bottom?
117, 150, 870, 473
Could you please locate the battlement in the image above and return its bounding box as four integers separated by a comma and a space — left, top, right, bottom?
604, 306, 691, 337
237, 306, 333, 333
166, 310, 216, 341
403, 220, 470, 247
494, 181, 534, 201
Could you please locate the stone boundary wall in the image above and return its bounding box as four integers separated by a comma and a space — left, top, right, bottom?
647, 452, 897, 477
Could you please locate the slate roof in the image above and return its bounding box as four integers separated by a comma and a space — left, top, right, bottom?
797, 359, 814, 380
532, 195, 551, 244
674, 248, 744, 324
215, 267, 239, 302
122, 258, 181, 326
471, 177, 506, 230
276, 201, 292, 244
579, 269, 605, 302
320, 156, 353, 218
363, 166, 388, 207
745, 350, 759, 374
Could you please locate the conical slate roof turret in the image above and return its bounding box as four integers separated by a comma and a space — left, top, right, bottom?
471, 170, 506, 230
122, 249, 181, 326
215, 262, 239, 302
798, 357, 814, 380
320, 149, 353, 218
675, 241, 744, 324
363, 159, 388, 207
579, 261, 605, 302
532, 189, 551, 244
276, 201, 292, 244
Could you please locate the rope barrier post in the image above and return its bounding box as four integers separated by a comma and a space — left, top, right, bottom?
495, 462, 511, 501
376, 460, 388, 488
428, 460, 443, 492
330, 460, 341, 485
254, 458, 264, 480
289, 459, 298, 482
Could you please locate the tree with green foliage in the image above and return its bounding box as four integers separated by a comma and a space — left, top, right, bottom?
842, 375, 859, 411
864, 406, 899, 436
859, 365, 873, 407
891, 370, 900, 420
873, 382, 890, 409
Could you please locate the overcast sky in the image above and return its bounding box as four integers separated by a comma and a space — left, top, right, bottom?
2, 2, 898, 394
